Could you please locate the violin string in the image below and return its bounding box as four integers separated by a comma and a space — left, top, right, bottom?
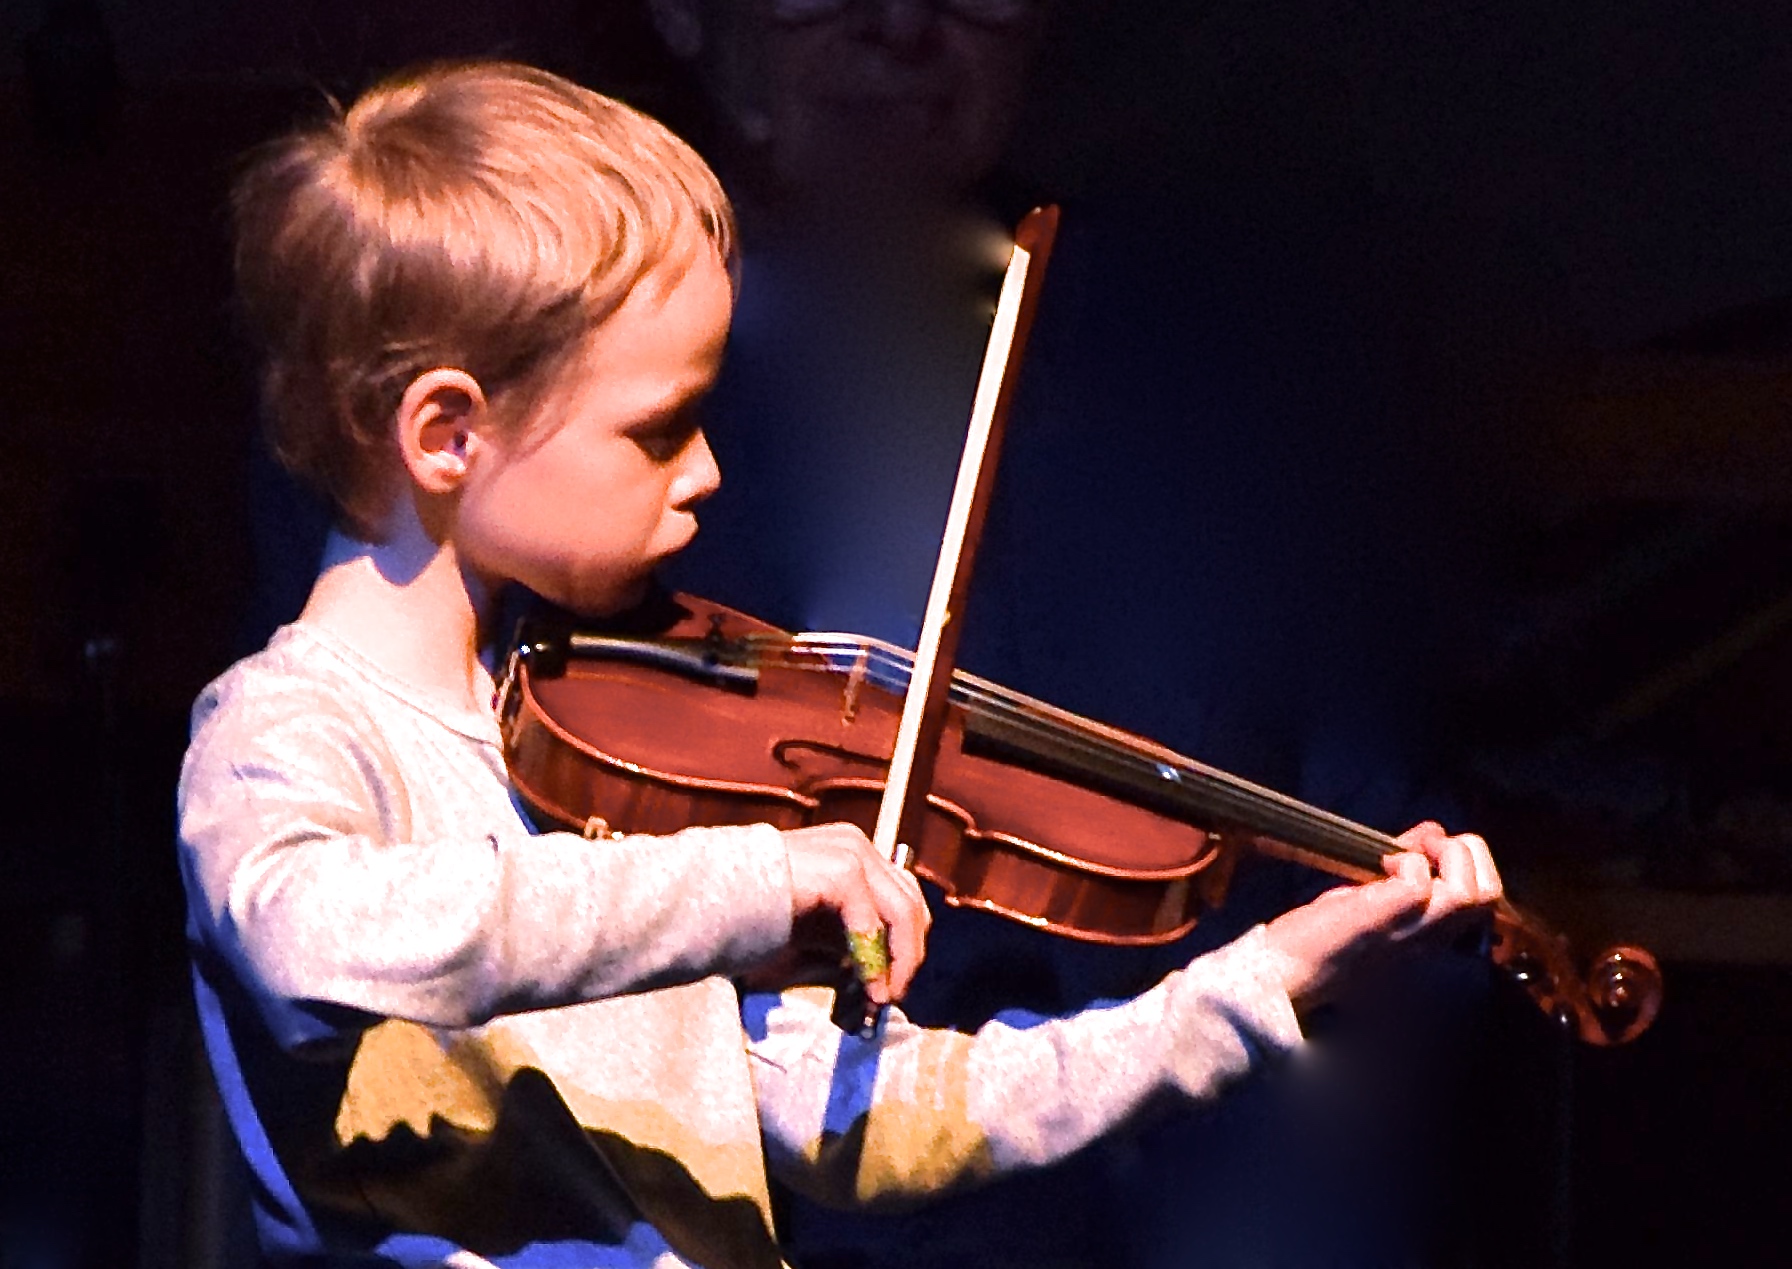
781, 635, 1193, 766
778, 633, 1217, 776
946, 696, 1394, 865
758, 634, 1393, 865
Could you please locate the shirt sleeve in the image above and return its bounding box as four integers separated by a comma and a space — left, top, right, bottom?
744, 924, 1304, 1208
178, 680, 795, 1048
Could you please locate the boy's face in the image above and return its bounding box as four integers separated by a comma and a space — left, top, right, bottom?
453, 252, 731, 615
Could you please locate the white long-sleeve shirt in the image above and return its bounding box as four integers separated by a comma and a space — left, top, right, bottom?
177, 622, 1304, 1267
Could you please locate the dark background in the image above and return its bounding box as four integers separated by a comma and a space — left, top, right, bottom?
3, 1, 1790, 1266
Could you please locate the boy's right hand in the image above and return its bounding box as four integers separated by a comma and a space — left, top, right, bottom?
781, 823, 931, 1007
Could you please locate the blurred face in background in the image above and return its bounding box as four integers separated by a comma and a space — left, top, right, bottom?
651, 0, 1040, 210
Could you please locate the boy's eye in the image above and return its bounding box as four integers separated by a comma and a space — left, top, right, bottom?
630, 412, 702, 463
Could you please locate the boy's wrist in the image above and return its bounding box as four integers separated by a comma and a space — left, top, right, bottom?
705, 821, 798, 956
1169, 925, 1308, 1063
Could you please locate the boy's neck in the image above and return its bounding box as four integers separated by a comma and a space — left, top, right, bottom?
297, 519, 496, 716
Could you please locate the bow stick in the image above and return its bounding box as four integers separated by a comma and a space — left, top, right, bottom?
853, 207, 1060, 1026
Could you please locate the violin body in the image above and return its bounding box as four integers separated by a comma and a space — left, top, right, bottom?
499, 590, 1663, 1045
502, 593, 1229, 945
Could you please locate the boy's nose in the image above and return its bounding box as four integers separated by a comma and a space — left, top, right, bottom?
676, 429, 723, 507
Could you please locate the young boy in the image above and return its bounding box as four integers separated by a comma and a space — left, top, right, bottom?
178, 61, 1502, 1268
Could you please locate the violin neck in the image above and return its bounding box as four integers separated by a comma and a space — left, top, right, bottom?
959, 703, 1397, 881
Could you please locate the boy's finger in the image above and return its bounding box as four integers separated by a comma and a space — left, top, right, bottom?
1461, 833, 1502, 901
1379, 849, 1431, 887
1392, 820, 1447, 858
1361, 855, 1432, 933
1436, 833, 1504, 914
1429, 834, 1480, 911
831, 866, 893, 1005
848, 928, 891, 984
873, 866, 930, 1000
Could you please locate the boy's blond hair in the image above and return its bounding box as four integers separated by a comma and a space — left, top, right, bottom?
233, 61, 736, 538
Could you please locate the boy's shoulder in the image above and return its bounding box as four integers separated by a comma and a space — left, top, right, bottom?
183, 624, 418, 793
192, 624, 373, 737
183, 623, 499, 801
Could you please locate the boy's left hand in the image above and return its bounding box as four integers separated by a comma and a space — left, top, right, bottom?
1261, 821, 1503, 1012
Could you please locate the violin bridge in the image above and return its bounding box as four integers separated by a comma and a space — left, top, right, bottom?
841, 647, 871, 724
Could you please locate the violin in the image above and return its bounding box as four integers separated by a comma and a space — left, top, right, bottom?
497, 587, 1663, 1046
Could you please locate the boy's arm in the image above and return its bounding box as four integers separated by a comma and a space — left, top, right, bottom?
745, 924, 1303, 1208
179, 694, 794, 1046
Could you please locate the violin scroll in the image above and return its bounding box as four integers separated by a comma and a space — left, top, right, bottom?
1491, 905, 1663, 1046
1583, 945, 1665, 1045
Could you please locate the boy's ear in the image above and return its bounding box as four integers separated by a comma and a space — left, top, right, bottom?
395, 368, 491, 495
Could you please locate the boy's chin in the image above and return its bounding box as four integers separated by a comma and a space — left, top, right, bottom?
553, 573, 654, 620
